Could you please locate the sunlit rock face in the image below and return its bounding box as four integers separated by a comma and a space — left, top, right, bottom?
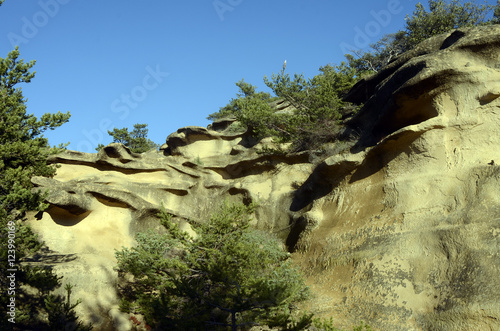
297, 24, 500, 330
30, 137, 313, 329
29, 25, 500, 330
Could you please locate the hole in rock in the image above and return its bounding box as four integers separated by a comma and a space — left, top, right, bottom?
228, 187, 253, 206
46, 206, 91, 226
440, 30, 466, 50
90, 192, 131, 209
372, 93, 438, 140
285, 216, 308, 253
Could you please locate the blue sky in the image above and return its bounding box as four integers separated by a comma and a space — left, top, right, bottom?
0, 1, 495, 152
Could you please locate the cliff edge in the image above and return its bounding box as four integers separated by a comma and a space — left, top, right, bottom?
29, 25, 500, 330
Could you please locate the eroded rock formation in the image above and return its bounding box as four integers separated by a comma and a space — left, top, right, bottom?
28, 25, 500, 330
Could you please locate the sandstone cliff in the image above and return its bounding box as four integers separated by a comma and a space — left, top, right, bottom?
29, 25, 500, 330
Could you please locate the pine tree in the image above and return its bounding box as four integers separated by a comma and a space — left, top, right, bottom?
44, 284, 92, 331
345, 1, 497, 74
97, 123, 158, 153
0, 47, 70, 216
403, 0, 493, 51
0, 45, 90, 329
115, 202, 309, 330
493, 0, 500, 24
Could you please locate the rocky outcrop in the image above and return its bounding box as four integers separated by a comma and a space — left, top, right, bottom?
29, 137, 314, 329
28, 25, 500, 330
344, 25, 500, 147
292, 25, 500, 330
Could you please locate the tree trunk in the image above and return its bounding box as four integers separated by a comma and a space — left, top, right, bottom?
232, 311, 237, 331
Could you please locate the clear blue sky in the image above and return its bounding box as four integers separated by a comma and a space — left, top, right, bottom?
0, 1, 495, 152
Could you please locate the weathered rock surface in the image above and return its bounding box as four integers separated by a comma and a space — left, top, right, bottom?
29, 138, 313, 329
27, 25, 500, 330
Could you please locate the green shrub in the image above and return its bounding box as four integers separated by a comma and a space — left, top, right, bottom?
0, 44, 88, 329
115, 202, 309, 330
346, 0, 498, 74
96, 123, 158, 153
44, 284, 92, 331
208, 64, 358, 153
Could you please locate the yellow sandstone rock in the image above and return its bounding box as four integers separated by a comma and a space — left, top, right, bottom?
29, 25, 500, 330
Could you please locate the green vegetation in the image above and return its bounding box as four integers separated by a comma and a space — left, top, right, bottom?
404, 0, 494, 48
347, 0, 499, 74
345, 31, 407, 75
115, 202, 310, 330
207, 79, 276, 124
495, 0, 500, 23
209, 0, 500, 154
208, 65, 358, 152
311, 317, 372, 331
0, 45, 90, 329
0, 47, 69, 217
263, 63, 359, 151
96, 123, 158, 153
2, 1, 499, 329
44, 284, 92, 331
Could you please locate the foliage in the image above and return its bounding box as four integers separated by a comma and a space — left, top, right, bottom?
96, 123, 158, 153
264, 312, 372, 330
207, 79, 283, 141
351, 321, 373, 331
0, 45, 66, 309
266, 311, 315, 330
347, 0, 496, 73
22, 266, 63, 296
311, 317, 341, 331
491, 0, 500, 23
403, 0, 493, 50
224, 88, 279, 139
264, 62, 358, 151
44, 283, 93, 331
0, 44, 88, 329
208, 1, 499, 153
345, 31, 407, 74
208, 79, 276, 122
266, 63, 359, 151
0, 47, 70, 215
208, 65, 358, 152
115, 202, 309, 330
265, 63, 357, 117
